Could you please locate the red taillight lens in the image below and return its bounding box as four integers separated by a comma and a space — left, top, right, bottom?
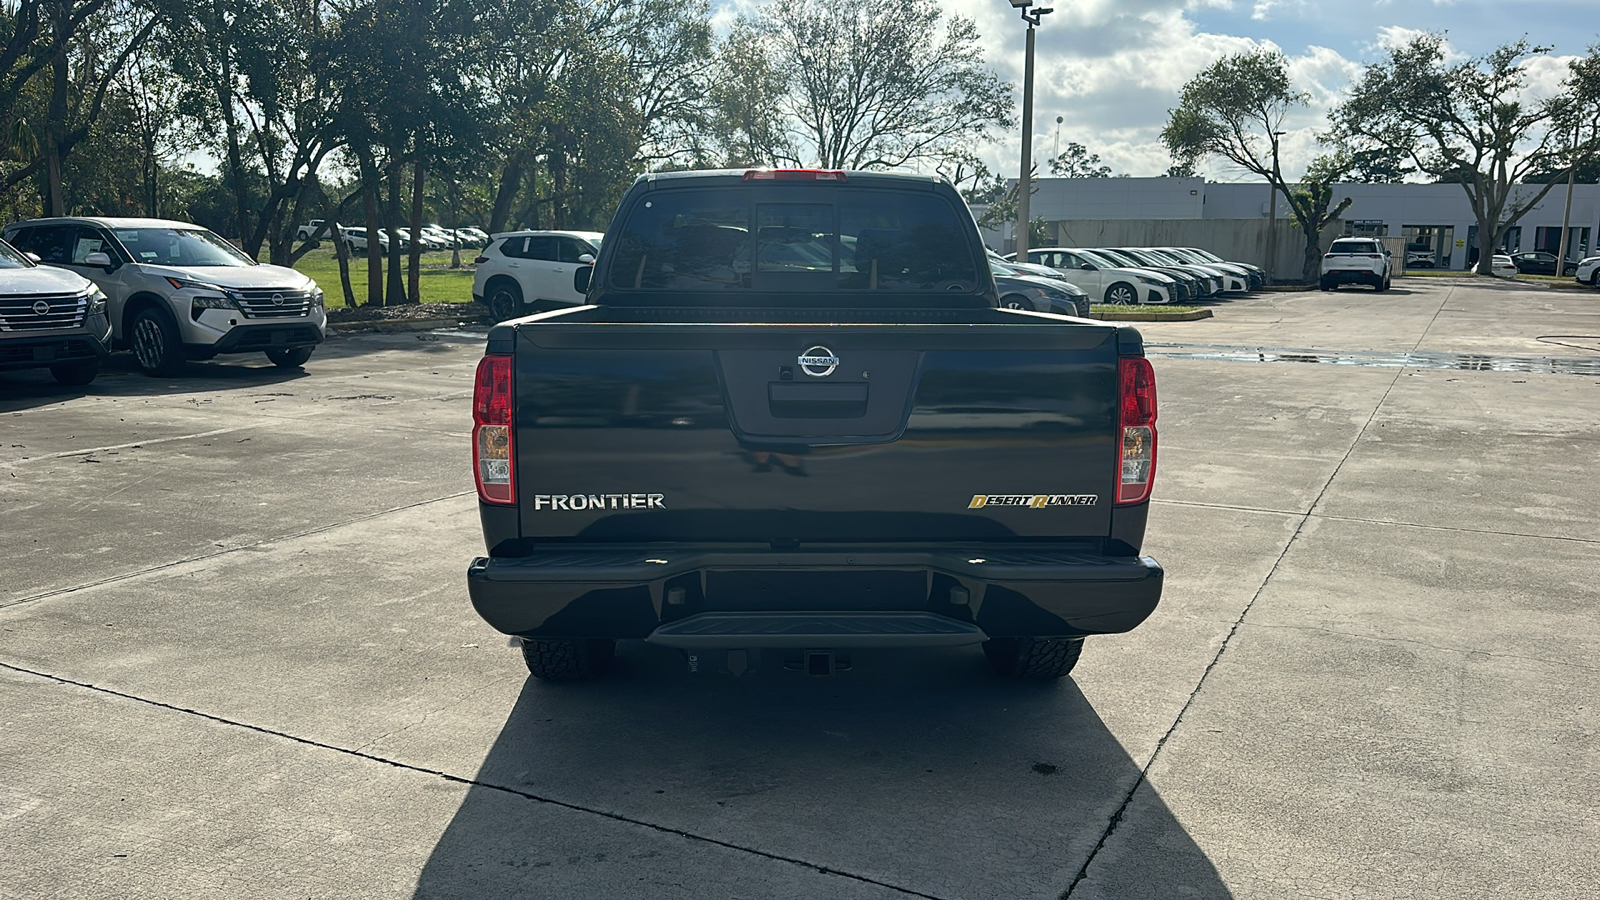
743, 168, 846, 182
1116, 357, 1157, 505
473, 354, 514, 504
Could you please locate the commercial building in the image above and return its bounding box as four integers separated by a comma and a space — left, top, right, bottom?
985, 177, 1600, 274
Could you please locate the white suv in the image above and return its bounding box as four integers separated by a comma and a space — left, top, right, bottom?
473, 230, 603, 320
1574, 254, 1600, 287
2, 217, 325, 376
1320, 238, 1392, 291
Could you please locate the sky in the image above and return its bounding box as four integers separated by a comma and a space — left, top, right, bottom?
715, 0, 1597, 183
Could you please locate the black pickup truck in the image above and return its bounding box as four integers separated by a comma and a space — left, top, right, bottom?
466, 169, 1162, 681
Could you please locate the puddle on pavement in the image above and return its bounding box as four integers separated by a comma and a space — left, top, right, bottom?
1146, 342, 1600, 377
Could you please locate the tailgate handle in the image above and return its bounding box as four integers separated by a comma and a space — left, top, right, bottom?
767, 381, 868, 418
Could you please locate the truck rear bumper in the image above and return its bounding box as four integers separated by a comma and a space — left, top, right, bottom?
466, 545, 1162, 645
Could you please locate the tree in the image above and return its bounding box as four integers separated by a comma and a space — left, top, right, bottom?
1048, 142, 1114, 178
1160, 49, 1339, 282
1330, 35, 1600, 271
732, 0, 1013, 170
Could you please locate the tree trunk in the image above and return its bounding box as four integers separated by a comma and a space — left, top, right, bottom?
356, 142, 384, 306
44, 11, 68, 216
332, 214, 356, 310
1301, 221, 1323, 283
488, 154, 523, 234
406, 156, 424, 304
384, 158, 405, 306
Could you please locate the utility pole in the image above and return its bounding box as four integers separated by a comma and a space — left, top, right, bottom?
1010, 0, 1052, 259
1264, 130, 1286, 283
1556, 125, 1578, 276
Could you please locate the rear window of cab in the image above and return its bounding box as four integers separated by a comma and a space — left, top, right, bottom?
1329, 240, 1379, 254
605, 188, 979, 294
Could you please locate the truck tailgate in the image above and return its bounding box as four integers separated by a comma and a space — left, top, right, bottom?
507, 310, 1130, 545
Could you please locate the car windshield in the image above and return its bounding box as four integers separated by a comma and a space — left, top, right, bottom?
1188, 248, 1224, 262
0, 239, 33, 268
1076, 249, 1123, 269
114, 227, 255, 267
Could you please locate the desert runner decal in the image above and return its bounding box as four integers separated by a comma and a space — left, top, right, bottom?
969, 494, 1098, 508
532, 493, 665, 511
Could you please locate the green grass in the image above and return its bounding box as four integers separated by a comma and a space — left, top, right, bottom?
291, 249, 478, 308
1091, 305, 1203, 314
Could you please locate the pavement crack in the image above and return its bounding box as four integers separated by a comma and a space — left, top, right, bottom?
0, 660, 951, 900
0, 491, 474, 611
1062, 296, 1442, 898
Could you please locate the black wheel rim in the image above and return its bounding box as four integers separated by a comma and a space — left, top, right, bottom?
489, 290, 518, 321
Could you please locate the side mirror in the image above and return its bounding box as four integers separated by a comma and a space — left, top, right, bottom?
1080, 263, 1095, 271
25, 252, 41, 263
573, 265, 592, 294
578, 253, 595, 264
84, 251, 118, 271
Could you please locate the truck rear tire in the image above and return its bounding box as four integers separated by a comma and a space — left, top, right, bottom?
519, 637, 615, 682
983, 636, 1084, 680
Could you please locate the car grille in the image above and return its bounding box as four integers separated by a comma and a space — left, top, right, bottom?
0, 292, 88, 332
230, 288, 314, 319
0, 336, 98, 364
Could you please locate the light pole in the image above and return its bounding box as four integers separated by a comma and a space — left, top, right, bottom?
1264, 129, 1286, 283
1556, 124, 1579, 276
1010, 0, 1052, 259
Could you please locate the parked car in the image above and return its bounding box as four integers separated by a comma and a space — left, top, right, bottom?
1483, 254, 1519, 278
473, 230, 604, 320
1095, 248, 1212, 300
1015, 247, 1177, 305
457, 226, 490, 247
342, 227, 388, 253
0, 236, 111, 384
1319, 237, 1393, 291
1508, 251, 1577, 277
1114, 247, 1243, 294
1165, 247, 1264, 289
2, 217, 325, 376
1575, 254, 1600, 287
465, 168, 1163, 682
1405, 249, 1435, 268
991, 260, 1091, 317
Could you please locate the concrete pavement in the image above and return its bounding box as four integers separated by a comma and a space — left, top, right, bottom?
2, 277, 1596, 898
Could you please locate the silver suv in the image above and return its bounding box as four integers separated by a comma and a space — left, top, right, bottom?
0, 237, 112, 385
2, 217, 326, 376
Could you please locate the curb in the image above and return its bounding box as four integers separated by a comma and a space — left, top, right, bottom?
327, 316, 488, 334
1094, 308, 1214, 322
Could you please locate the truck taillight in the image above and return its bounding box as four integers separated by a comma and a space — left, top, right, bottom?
1116, 357, 1157, 505
473, 354, 514, 505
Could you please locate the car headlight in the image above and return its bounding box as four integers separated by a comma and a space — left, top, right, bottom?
1134, 275, 1160, 285
166, 276, 227, 293
190, 294, 236, 312
312, 287, 325, 309
86, 287, 107, 313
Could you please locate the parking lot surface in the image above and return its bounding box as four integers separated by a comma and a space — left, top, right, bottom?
3, 278, 1597, 899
